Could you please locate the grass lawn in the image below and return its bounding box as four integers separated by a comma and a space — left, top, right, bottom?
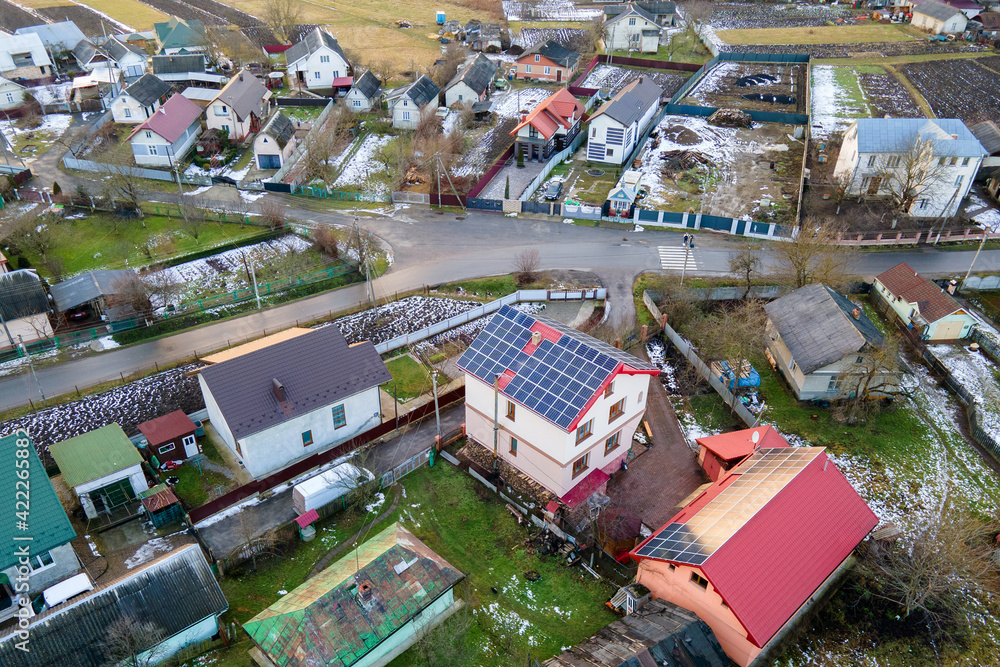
606, 30, 711, 66
16, 214, 268, 278
170, 460, 232, 508
717, 23, 915, 45
281, 105, 328, 123
192, 463, 615, 666
438, 274, 519, 299
384, 355, 445, 401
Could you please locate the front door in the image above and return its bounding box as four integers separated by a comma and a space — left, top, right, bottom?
182, 434, 198, 458
556, 69, 562, 82
866, 176, 881, 196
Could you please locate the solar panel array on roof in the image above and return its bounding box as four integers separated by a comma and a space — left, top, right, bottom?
635, 447, 824, 564
458, 305, 654, 429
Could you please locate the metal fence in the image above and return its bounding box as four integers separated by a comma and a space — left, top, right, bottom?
963, 276, 1000, 291
289, 185, 391, 202
392, 191, 430, 204
380, 447, 432, 487
63, 155, 212, 186
518, 131, 587, 202
373, 288, 606, 354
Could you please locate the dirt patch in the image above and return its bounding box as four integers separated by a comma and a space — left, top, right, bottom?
899, 59, 1000, 125
858, 72, 923, 119
682, 62, 806, 115
662, 125, 701, 146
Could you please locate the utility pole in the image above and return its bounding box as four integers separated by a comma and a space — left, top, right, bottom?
0, 306, 15, 349
354, 209, 375, 308
430, 365, 441, 437
680, 233, 694, 286
960, 227, 990, 294
20, 336, 46, 408
492, 373, 500, 474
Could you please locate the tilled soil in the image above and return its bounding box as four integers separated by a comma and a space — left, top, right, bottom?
0, 0, 39, 29
858, 72, 923, 119
899, 59, 1000, 124
723, 41, 986, 59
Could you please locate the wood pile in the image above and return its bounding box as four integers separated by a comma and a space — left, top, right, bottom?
708, 108, 754, 128
660, 150, 713, 172
403, 167, 424, 185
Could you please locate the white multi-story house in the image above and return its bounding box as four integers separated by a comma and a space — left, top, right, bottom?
109, 72, 170, 124
345, 70, 383, 112
833, 118, 986, 218
127, 93, 202, 167
0, 77, 24, 112
205, 70, 271, 142
587, 76, 662, 164
457, 305, 659, 503
197, 325, 391, 479
386, 74, 441, 130
101, 35, 148, 80
284, 27, 351, 92
510, 87, 584, 162
603, 4, 663, 53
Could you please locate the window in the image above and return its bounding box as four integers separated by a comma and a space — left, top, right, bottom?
402, 100, 408, 106
507, 400, 516, 420
629, 17, 636, 25
458, 94, 463, 101
302, 430, 313, 447
26, 551, 54, 572
962, 157, 971, 166
605, 431, 621, 455
529, 126, 538, 139
320, 55, 330, 63
691, 572, 708, 589
4, 93, 12, 103
222, 124, 230, 133
534, 54, 540, 62
572, 453, 589, 477
510, 437, 518, 455
544, 66, 551, 75
827, 375, 842, 393
606, 148, 613, 156
144, 130, 152, 138
604, 381, 614, 398
402, 111, 410, 121
668, 564, 676, 571
950, 157, 958, 166
955, 174, 964, 187
886, 155, 900, 168
867, 155, 876, 167
124, 107, 132, 118
790, 360, 797, 373
353, 100, 361, 107
314, 72, 321, 79
638, 391, 643, 404
332, 71, 340, 78
918, 198, 929, 209
576, 419, 593, 443
148, 145, 157, 156
591, 126, 597, 137
214, 105, 228, 116
722, 600, 729, 609
332, 404, 346, 428
158, 443, 175, 454
609, 398, 626, 421
525, 64, 532, 73
939, 157, 947, 166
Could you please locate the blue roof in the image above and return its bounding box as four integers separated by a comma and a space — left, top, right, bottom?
855, 118, 986, 158
456, 305, 656, 430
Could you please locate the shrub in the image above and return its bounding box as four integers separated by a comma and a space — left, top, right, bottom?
313, 227, 339, 257
258, 197, 286, 230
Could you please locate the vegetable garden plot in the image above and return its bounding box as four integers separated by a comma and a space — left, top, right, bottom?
134, 0, 228, 24
681, 62, 806, 114
0, 0, 39, 29
580, 65, 688, 98
31, 4, 125, 35
513, 28, 587, 50
707, 2, 855, 30
857, 72, 922, 119
502, 0, 602, 22
898, 59, 1000, 124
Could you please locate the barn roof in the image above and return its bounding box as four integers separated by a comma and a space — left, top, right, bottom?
14, 21, 87, 51
971, 120, 1000, 156
763, 283, 884, 374
49, 269, 134, 311
0, 269, 49, 320
445, 53, 498, 97
49, 424, 143, 488
695, 425, 787, 462
137, 409, 197, 446
151, 53, 206, 74
153, 17, 206, 51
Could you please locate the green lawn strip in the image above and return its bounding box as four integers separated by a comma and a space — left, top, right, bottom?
200, 431, 227, 465
384, 355, 441, 401
438, 274, 519, 299
18, 214, 267, 277
390, 464, 617, 666
829, 66, 871, 118
170, 463, 231, 508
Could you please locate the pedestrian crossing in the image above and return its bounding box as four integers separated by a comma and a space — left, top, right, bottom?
658, 246, 699, 272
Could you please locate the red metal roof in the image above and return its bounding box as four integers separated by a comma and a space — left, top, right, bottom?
127, 93, 202, 143
522, 320, 562, 354
137, 409, 196, 446
560, 468, 610, 508
875, 262, 964, 324
296, 509, 319, 528
140, 486, 179, 512
510, 88, 584, 140
695, 425, 787, 462
331, 76, 353, 87
701, 452, 877, 647
264, 44, 291, 53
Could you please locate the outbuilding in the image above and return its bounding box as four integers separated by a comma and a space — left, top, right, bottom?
137, 409, 200, 463
253, 111, 296, 170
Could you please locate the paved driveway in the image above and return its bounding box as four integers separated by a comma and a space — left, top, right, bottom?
477, 160, 546, 199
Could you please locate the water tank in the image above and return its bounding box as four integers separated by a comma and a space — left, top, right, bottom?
436, 10, 446, 24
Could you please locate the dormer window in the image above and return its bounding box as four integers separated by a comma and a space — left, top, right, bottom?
144, 130, 151, 138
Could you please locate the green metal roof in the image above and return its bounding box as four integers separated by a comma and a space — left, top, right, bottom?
243, 523, 464, 667
49, 424, 143, 488
0, 431, 76, 570
153, 17, 206, 51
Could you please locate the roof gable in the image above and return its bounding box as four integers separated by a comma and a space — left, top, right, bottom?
137, 409, 196, 446
446, 53, 498, 96
212, 70, 269, 120
457, 305, 656, 431
874, 262, 965, 324
102, 35, 144, 62
154, 17, 206, 50
49, 424, 143, 487
510, 88, 585, 140
197, 325, 392, 441
284, 27, 348, 68
520, 39, 580, 69
0, 432, 75, 570
124, 73, 170, 107
244, 523, 463, 667
695, 425, 787, 462
352, 70, 382, 98
763, 283, 884, 374
604, 3, 662, 26
127, 93, 202, 143
387, 74, 440, 107
261, 111, 295, 148
590, 76, 663, 127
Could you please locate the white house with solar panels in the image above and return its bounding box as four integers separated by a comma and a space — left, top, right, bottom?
457, 305, 659, 505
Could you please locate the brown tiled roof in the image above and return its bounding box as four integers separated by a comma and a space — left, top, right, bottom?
875, 262, 963, 324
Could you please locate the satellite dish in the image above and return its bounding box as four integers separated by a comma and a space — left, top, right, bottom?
751, 431, 760, 444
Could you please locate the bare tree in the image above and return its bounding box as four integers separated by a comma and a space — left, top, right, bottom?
693, 298, 768, 370
513, 249, 540, 285
179, 198, 208, 243
728, 243, 762, 300
770, 218, 853, 289
431, 43, 469, 89
261, 0, 303, 44
258, 196, 287, 230
203, 26, 261, 69
100, 143, 144, 220
225, 195, 257, 227
411, 580, 475, 666
856, 507, 1000, 635
872, 136, 947, 215
833, 334, 902, 424
682, 0, 713, 40
102, 616, 167, 667
230, 511, 280, 571
300, 110, 346, 190
108, 273, 155, 319
143, 271, 182, 313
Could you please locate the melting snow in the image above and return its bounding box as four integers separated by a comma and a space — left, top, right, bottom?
124, 537, 174, 569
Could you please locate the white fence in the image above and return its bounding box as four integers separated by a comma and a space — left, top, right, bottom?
962, 275, 1000, 291
380, 447, 432, 487
63, 156, 212, 186
374, 288, 607, 354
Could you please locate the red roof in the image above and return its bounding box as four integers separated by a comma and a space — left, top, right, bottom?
127, 93, 202, 143
560, 468, 610, 508
695, 425, 787, 462
137, 409, 196, 446
296, 509, 319, 528
140, 486, 179, 512
875, 262, 963, 324
510, 88, 584, 140
264, 44, 292, 53
633, 447, 877, 649
522, 321, 562, 354
331, 76, 353, 87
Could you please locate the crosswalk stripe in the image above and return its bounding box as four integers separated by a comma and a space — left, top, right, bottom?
658, 246, 700, 271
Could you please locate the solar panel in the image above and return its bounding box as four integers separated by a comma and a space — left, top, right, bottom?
636, 447, 825, 564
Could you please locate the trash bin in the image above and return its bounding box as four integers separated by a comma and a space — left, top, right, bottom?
300, 524, 316, 542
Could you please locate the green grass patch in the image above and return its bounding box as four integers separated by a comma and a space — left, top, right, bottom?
281, 105, 328, 123
438, 274, 518, 299
610, 29, 712, 65
384, 355, 443, 401
170, 461, 232, 508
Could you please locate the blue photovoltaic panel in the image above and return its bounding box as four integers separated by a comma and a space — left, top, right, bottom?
456, 305, 657, 429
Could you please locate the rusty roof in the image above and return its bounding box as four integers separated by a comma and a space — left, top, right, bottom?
139, 483, 180, 512
243, 523, 463, 666
137, 409, 196, 446
875, 262, 965, 324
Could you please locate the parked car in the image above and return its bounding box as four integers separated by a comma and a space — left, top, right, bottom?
543, 180, 563, 201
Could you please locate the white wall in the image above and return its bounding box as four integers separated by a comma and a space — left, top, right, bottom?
0, 542, 80, 595
355, 590, 456, 667
346, 88, 377, 112
0, 313, 51, 347
253, 132, 296, 169
289, 47, 349, 90
237, 385, 383, 478
117, 52, 147, 78
444, 81, 480, 108
206, 102, 252, 140
0, 80, 23, 110
198, 373, 237, 453
605, 15, 661, 51
139, 614, 219, 665
111, 93, 158, 123
74, 463, 148, 520
389, 97, 432, 130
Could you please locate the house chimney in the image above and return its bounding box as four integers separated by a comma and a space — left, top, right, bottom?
851, 307, 861, 320
357, 581, 373, 602
239, 72, 244, 81
531, 331, 541, 346
638, 76, 643, 84
272, 378, 287, 402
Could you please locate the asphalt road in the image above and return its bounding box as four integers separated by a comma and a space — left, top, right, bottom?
6, 186, 1000, 411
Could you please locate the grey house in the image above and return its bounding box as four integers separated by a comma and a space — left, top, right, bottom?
763, 283, 900, 400
443, 53, 498, 108
151, 53, 226, 85
386, 74, 441, 130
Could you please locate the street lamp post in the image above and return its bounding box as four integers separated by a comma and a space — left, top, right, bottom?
680, 233, 695, 286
